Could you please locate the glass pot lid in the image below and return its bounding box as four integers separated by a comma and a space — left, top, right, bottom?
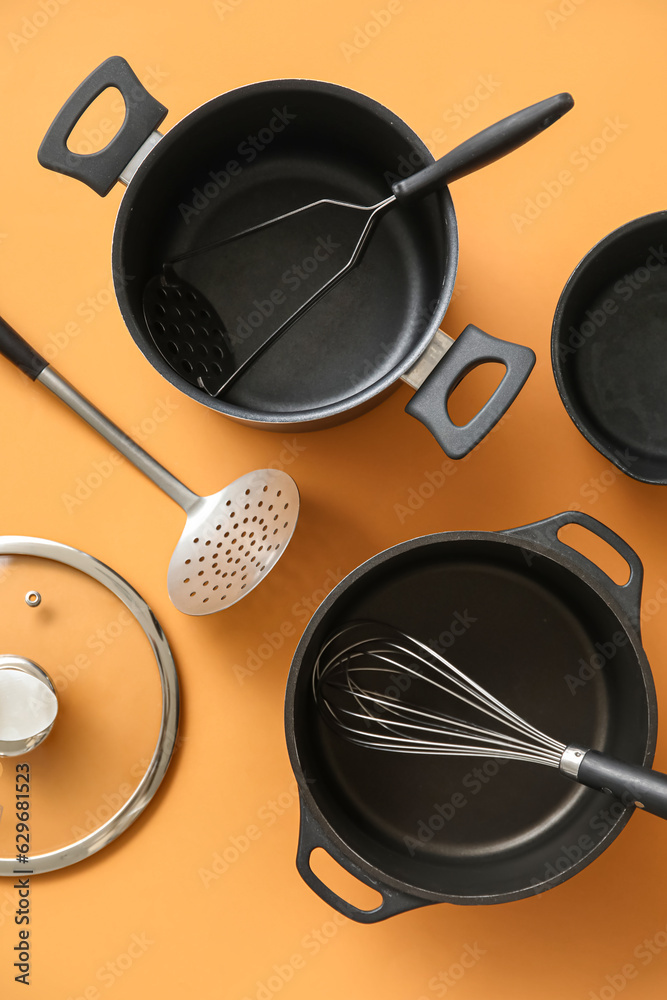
0, 537, 179, 874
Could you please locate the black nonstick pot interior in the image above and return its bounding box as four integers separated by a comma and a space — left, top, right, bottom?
114, 81, 454, 420
553, 211, 667, 483
288, 529, 653, 904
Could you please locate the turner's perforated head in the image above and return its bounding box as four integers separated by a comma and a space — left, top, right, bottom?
167, 469, 299, 615
142, 272, 235, 393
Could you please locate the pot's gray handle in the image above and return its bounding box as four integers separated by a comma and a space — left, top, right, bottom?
38, 56, 168, 196
405, 325, 535, 459
296, 793, 428, 923
506, 511, 644, 635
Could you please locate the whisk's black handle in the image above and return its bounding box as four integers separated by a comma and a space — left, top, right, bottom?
0, 314, 48, 380
506, 511, 644, 636
38, 56, 168, 196
296, 794, 428, 923
392, 93, 574, 203
576, 751, 667, 821
406, 325, 535, 459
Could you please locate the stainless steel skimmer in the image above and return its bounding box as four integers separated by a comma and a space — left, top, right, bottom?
0, 315, 299, 615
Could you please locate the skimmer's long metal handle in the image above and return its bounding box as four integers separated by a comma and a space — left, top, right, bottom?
0, 313, 198, 511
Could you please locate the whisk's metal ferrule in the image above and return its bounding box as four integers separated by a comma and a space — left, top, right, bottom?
559, 744, 588, 780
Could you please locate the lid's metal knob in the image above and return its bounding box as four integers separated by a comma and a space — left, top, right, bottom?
0, 655, 58, 756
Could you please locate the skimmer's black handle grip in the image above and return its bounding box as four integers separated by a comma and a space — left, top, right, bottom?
393, 93, 574, 203
0, 315, 48, 380
578, 750, 667, 821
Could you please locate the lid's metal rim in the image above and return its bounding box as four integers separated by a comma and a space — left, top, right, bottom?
0, 536, 180, 876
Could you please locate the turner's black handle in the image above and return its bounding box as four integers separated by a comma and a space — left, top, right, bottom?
0, 315, 48, 380
38, 56, 168, 196
393, 93, 574, 203
405, 325, 535, 459
578, 751, 667, 821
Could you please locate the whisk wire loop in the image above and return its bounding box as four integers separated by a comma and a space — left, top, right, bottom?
313, 622, 566, 768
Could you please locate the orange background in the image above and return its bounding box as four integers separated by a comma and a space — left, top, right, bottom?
1, 0, 667, 996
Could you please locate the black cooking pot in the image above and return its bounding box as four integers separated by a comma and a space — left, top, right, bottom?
552, 211, 667, 483
37, 57, 545, 459
284, 511, 655, 922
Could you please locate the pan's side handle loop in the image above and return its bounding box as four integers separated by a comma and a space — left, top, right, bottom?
37, 56, 168, 197
506, 511, 644, 635
296, 793, 428, 923
405, 325, 535, 460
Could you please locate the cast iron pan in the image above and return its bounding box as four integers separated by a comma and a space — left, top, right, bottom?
285, 511, 655, 921
553, 211, 667, 484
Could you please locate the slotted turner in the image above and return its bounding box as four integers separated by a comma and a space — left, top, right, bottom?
145, 92, 574, 399
0, 314, 299, 615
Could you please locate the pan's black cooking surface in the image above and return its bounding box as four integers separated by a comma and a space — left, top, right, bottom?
570, 262, 667, 459
290, 533, 651, 900
118, 84, 448, 416
553, 211, 667, 483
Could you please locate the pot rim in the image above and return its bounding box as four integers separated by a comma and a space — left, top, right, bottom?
110, 77, 459, 423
